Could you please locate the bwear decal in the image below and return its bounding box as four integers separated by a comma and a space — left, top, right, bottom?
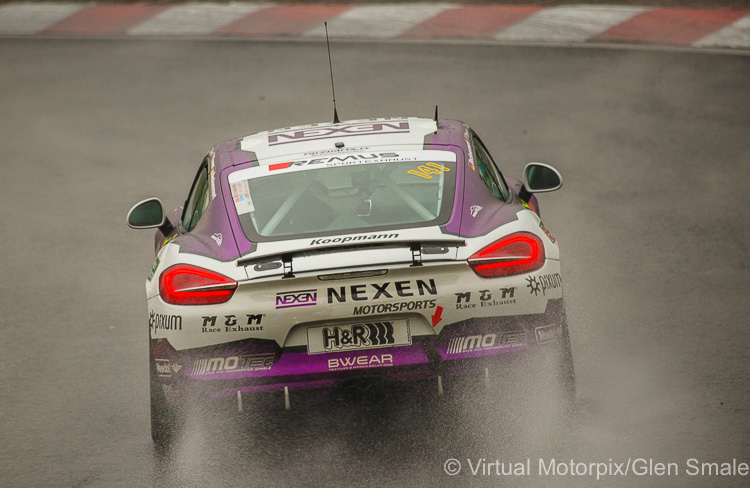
327, 353, 394, 371
470, 205, 483, 217
211, 233, 223, 246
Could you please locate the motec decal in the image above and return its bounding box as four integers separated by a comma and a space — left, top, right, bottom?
267, 121, 409, 146
445, 331, 527, 355
526, 274, 562, 296
276, 290, 317, 309
192, 354, 275, 376
407, 162, 450, 180
149, 311, 182, 331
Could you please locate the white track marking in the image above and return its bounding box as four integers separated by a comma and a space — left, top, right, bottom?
693, 14, 750, 49
494, 5, 649, 43
0, 3, 86, 35
305, 3, 457, 39
128, 3, 269, 36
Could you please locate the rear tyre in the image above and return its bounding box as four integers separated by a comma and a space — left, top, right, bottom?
149, 347, 180, 449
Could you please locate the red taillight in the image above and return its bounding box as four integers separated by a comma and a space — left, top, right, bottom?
467, 232, 545, 278
159, 264, 237, 305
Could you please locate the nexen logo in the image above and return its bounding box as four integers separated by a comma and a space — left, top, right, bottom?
267, 121, 409, 146
276, 290, 317, 309
327, 279, 437, 303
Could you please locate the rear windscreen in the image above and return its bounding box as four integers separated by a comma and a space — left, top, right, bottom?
228, 151, 457, 242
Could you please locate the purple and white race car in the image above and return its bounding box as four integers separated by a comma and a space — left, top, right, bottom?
128, 116, 573, 446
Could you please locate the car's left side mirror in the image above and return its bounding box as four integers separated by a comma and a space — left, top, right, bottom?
127, 197, 166, 229
523, 162, 563, 193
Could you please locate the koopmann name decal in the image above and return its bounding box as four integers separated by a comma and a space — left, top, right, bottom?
310, 233, 399, 246
268, 121, 409, 146
149, 311, 182, 331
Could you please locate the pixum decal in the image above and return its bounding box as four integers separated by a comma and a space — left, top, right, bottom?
526, 274, 562, 296
149, 311, 182, 331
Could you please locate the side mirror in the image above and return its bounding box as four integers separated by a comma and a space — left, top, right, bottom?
127, 198, 165, 229
523, 162, 563, 193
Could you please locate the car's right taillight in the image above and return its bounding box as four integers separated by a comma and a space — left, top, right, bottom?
159, 264, 237, 305
467, 232, 545, 278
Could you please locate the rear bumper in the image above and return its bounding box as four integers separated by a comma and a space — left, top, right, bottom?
152, 299, 566, 405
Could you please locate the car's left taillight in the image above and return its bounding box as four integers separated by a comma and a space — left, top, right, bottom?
467, 232, 545, 278
159, 264, 237, 305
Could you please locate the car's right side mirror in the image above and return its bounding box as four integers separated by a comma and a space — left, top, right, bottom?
523, 162, 563, 193
127, 197, 166, 229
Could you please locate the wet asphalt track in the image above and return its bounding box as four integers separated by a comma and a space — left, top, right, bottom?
0, 38, 748, 487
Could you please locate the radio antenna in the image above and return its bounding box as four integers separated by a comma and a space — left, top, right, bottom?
325, 22, 340, 124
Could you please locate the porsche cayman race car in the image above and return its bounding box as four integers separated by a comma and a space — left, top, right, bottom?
128, 116, 574, 446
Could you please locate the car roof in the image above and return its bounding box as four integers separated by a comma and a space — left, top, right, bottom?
211, 117, 467, 172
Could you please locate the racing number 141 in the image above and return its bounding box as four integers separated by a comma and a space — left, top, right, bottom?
408, 162, 450, 179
